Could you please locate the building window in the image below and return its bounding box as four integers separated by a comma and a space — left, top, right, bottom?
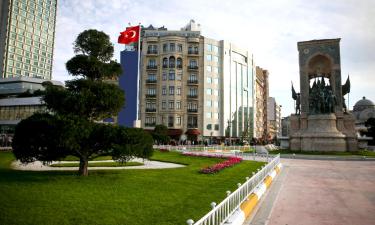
162, 101, 166, 109
176, 101, 181, 109
177, 87, 181, 95
213, 56, 219, 62
215, 124, 219, 130
148, 59, 156, 67
189, 59, 197, 67
162, 86, 167, 95
177, 44, 182, 52
189, 73, 197, 82
169, 56, 175, 68
214, 90, 219, 96
206, 89, 212, 95
207, 66, 212, 72
214, 78, 219, 84
207, 101, 212, 107
147, 73, 156, 81
176, 71, 182, 80
189, 88, 197, 96
214, 67, 219, 74
176, 116, 181, 125
207, 77, 212, 83
163, 57, 168, 68
207, 44, 212, 51
163, 44, 168, 52
187, 102, 198, 110
206, 124, 212, 130
214, 101, 219, 107
169, 43, 175, 52
168, 116, 174, 127
206, 112, 212, 118
169, 86, 175, 95
169, 101, 174, 109
169, 71, 175, 80
176, 58, 182, 69
162, 72, 167, 80
206, 54, 212, 61
213, 45, 219, 53
214, 113, 219, 119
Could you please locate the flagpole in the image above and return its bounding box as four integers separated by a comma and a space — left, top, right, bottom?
136, 23, 141, 122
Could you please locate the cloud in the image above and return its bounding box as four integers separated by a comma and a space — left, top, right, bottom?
53, 0, 375, 116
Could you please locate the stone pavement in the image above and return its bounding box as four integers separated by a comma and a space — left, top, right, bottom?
245, 158, 375, 225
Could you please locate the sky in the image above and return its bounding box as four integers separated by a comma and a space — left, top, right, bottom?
53, 0, 375, 117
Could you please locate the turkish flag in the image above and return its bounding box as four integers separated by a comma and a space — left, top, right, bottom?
118, 25, 140, 44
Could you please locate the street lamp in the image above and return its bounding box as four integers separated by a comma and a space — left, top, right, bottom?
227, 119, 231, 145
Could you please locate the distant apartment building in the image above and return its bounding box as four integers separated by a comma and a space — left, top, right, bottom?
254, 66, 269, 140
0, 0, 59, 137
267, 97, 282, 139
0, 0, 57, 80
133, 20, 255, 143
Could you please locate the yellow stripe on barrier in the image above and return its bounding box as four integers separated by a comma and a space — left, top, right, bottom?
264, 175, 273, 188
275, 166, 280, 174
240, 193, 259, 218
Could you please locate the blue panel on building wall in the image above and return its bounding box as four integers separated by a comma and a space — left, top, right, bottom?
118, 50, 139, 127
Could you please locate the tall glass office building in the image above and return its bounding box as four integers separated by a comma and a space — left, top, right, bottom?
0, 0, 57, 80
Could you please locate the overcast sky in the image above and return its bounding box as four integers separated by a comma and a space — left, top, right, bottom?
53, 0, 375, 116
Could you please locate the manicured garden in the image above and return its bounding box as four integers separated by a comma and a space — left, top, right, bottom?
51, 161, 143, 167
0, 150, 264, 225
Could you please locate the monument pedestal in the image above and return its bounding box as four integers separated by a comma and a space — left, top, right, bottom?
290, 114, 356, 152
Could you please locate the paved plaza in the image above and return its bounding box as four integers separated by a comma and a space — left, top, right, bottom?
247, 158, 375, 225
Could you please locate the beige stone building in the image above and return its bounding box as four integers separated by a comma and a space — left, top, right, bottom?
139, 21, 255, 143
255, 66, 269, 140
267, 97, 282, 139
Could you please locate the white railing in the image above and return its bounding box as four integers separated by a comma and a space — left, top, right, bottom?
186, 154, 281, 225
153, 145, 255, 153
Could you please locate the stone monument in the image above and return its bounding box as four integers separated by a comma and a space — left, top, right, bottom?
289, 39, 357, 152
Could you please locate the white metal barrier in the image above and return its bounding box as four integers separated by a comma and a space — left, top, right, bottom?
186, 154, 281, 225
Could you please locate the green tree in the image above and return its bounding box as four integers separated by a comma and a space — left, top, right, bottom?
152, 124, 170, 145
12, 30, 127, 176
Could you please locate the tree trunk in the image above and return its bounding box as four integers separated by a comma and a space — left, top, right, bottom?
78, 157, 89, 176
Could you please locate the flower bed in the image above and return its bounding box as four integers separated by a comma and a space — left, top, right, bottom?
182, 152, 242, 174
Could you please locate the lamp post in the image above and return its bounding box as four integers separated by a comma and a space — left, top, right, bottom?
227, 119, 231, 145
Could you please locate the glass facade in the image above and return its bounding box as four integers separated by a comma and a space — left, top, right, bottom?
1, 0, 57, 79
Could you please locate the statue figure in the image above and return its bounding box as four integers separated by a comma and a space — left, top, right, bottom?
341, 75, 350, 114
326, 90, 337, 113
292, 83, 301, 115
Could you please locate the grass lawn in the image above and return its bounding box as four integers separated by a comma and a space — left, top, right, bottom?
268, 149, 375, 157
0, 151, 264, 225
51, 161, 144, 167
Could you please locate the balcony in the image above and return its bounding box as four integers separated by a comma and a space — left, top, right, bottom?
187, 109, 198, 113
145, 122, 156, 127
187, 94, 198, 99
187, 124, 198, 128
146, 65, 158, 70
188, 50, 199, 55
145, 94, 156, 98
147, 50, 158, 55
187, 80, 198, 85
145, 108, 156, 112
187, 65, 198, 71
146, 79, 157, 84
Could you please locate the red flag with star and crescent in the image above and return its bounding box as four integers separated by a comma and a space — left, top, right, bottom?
118, 25, 140, 44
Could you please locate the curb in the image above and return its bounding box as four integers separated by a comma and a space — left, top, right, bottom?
224, 163, 282, 225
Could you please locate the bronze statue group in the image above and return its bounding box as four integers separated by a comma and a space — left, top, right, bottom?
292, 75, 350, 115
309, 77, 336, 114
